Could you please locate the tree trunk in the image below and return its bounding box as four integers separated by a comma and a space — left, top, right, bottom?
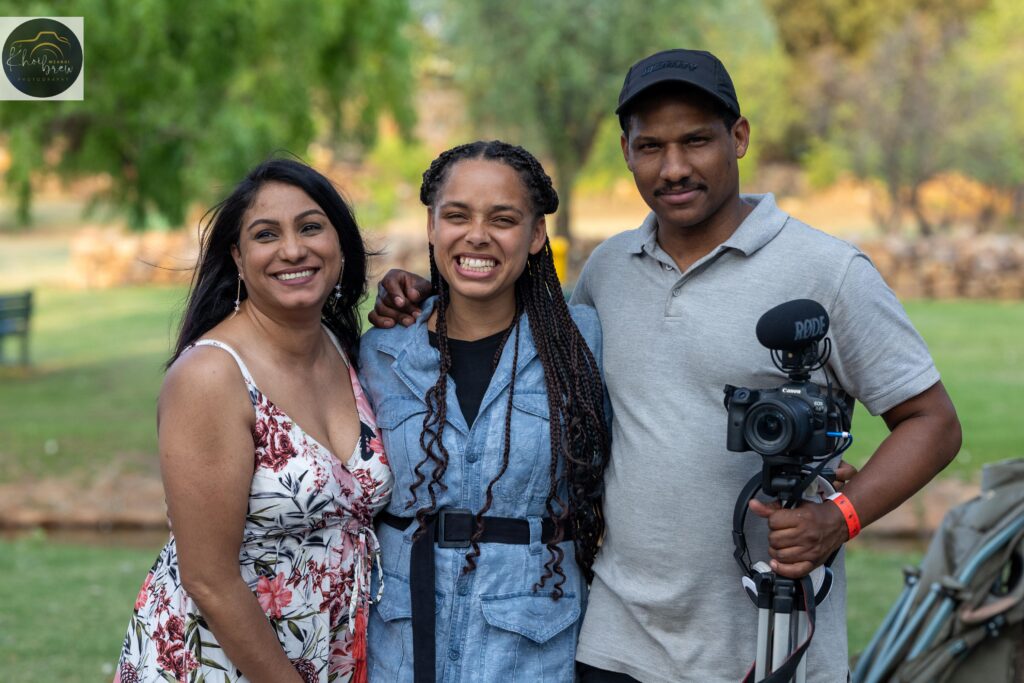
554, 164, 577, 248
1012, 184, 1024, 229
908, 183, 933, 237
15, 178, 32, 229
870, 182, 902, 235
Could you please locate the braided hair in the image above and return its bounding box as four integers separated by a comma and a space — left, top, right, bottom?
410, 140, 609, 596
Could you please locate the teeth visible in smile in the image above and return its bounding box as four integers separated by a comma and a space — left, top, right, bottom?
275, 269, 316, 281
459, 257, 496, 272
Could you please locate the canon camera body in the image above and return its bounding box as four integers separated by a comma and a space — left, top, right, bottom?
724, 381, 836, 459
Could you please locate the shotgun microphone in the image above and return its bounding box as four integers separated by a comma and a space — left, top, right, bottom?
755, 299, 830, 352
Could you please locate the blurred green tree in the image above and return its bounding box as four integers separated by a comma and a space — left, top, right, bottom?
764, 0, 991, 234
764, 0, 987, 161
947, 0, 1024, 228
439, 0, 731, 244
832, 12, 959, 235
0, 0, 415, 229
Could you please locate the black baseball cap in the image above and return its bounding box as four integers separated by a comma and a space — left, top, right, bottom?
615, 49, 740, 117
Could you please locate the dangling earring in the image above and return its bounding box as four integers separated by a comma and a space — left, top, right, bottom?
233, 273, 243, 316
329, 261, 344, 308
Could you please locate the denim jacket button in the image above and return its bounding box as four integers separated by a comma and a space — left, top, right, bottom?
465, 450, 478, 462
448, 649, 460, 661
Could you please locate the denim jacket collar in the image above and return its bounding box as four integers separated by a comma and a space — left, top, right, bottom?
372, 295, 539, 435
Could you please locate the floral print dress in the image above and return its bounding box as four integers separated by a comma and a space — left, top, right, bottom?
115, 335, 393, 683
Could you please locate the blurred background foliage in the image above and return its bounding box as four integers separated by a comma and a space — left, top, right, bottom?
2, 0, 1024, 240
0, 0, 416, 229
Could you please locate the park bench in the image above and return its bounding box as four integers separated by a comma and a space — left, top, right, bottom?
0, 291, 32, 366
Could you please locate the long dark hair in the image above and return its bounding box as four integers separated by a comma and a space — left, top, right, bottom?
169, 158, 368, 366
411, 140, 609, 596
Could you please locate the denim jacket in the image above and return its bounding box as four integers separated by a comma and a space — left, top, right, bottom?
359, 296, 603, 683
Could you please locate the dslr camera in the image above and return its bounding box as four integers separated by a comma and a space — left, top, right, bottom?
723, 299, 849, 499
724, 382, 834, 459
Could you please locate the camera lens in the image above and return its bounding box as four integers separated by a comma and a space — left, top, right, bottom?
755, 412, 785, 442
745, 403, 793, 455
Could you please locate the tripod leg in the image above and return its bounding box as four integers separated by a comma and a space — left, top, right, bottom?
771, 579, 795, 675
772, 611, 791, 674
756, 606, 771, 680
794, 610, 808, 683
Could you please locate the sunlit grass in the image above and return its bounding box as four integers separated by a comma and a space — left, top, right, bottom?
0, 533, 923, 680
0, 286, 185, 482
843, 299, 1024, 478
0, 285, 376, 483
0, 533, 160, 683
845, 543, 924, 657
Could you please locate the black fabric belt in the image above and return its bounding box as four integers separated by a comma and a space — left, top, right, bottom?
377, 509, 571, 683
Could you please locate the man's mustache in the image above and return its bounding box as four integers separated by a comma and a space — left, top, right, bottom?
654, 183, 705, 196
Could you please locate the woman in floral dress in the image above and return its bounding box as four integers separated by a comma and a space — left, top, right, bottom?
115, 159, 392, 683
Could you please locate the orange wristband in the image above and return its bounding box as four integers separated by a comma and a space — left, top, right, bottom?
828, 492, 861, 540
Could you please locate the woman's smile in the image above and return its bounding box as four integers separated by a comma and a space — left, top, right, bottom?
271, 266, 321, 284
454, 254, 500, 277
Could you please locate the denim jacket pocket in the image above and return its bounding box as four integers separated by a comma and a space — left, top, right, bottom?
493, 393, 552, 505
374, 568, 445, 622
375, 397, 428, 507
477, 590, 580, 682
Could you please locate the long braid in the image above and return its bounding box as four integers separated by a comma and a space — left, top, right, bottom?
409, 246, 452, 538
524, 242, 607, 593
417, 141, 610, 594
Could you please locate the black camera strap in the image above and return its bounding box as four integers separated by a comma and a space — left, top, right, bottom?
732, 474, 765, 574
740, 574, 817, 683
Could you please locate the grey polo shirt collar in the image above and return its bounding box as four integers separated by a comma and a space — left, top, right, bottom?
628, 193, 788, 274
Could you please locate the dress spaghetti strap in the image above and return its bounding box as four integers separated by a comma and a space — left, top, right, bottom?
188, 339, 258, 394
322, 326, 351, 368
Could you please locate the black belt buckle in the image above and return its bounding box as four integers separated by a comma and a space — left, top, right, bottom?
437, 508, 472, 549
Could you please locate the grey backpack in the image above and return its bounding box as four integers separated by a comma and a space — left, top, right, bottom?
853, 458, 1024, 683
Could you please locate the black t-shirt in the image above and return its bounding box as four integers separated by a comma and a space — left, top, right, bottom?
428, 329, 507, 427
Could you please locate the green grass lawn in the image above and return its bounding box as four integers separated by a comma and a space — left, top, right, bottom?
0, 286, 187, 483
844, 299, 1024, 477
0, 533, 921, 681
2, 290, 1020, 483
0, 534, 160, 683
0, 286, 387, 483
845, 543, 924, 658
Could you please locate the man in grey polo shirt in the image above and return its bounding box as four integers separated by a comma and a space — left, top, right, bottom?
369, 49, 961, 683
568, 50, 960, 683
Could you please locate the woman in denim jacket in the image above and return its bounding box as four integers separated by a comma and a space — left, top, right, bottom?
359, 141, 610, 682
